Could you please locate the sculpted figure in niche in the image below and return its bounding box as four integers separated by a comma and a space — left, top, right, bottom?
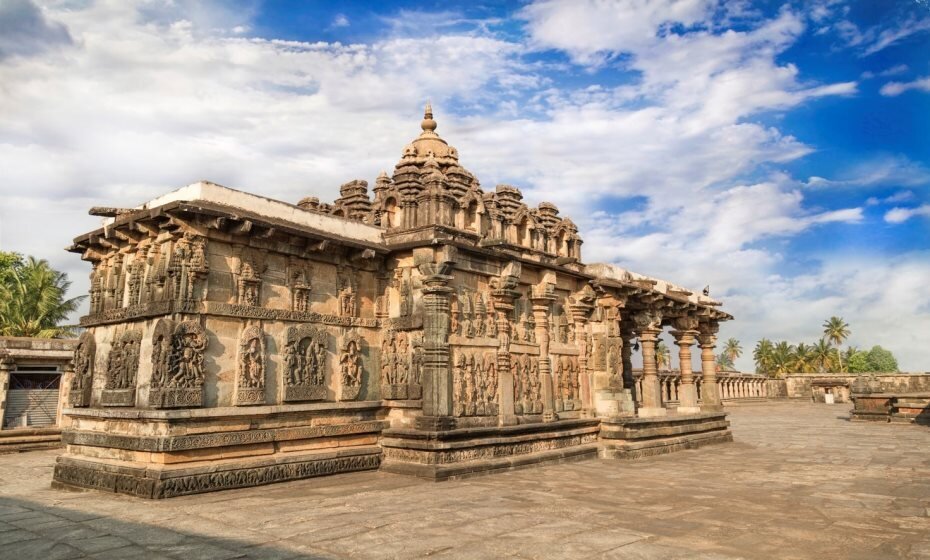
339, 330, 363, 401
70, 331, 96, 407
236, 325, 265, 405
149, 319, 208, 408
104, 330, 142, 391
169, 232, 208, 302
450, 296, 460, 335
283, 324, 327, 401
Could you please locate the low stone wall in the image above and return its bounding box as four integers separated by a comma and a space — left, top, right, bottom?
850, 393, 930, 425
783, 373, 930, 403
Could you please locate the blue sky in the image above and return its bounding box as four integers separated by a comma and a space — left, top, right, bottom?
0, 0, 928, 370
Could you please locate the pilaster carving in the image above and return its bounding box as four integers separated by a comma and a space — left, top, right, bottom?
236, 324, 265, 406
100, 329, 142, 406
283, 324, 327, 402
69, 331, 96, 407
149, 319, 208, 408
339, 330, 363, 400
415, 247, 456, 429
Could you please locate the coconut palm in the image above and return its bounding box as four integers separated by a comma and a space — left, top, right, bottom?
0, 257, 84, 338
655, 340, 671, 370
811, 339, 835, 373
753, 338, 774, 375
770, 341, 795, 377
793, 343, 814, 373
723, 338, 742, 366
822, 316, 850, 372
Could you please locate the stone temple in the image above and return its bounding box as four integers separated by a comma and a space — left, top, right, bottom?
53, 106, 733, 498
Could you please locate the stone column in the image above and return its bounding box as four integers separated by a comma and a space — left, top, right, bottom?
634, 310, 665, 417
0, 359, 10, 430
491, 262, 521, 426
532, 285, 557, 422
621, 322, 636, 404
415, 253, 456, 431
698, 320, 722, 411
671, 317, 700, 414
568, 288, 595, 417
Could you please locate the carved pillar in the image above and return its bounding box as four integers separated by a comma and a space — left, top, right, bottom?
416, 251, 455, 431
621, 322, 636, 398
490, 262, 521, 426
698, 320, 722, 411
671, 317, 700, 414
0, 359, 11, 427
568, 287, 595, 416
634, 310, 665, 417
531, 286, 557, 422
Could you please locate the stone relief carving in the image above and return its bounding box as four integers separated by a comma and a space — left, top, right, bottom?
555, 354, 581, 412
149, 318, 208, 408
337, 266, 358, 318
512, 353, 543, 415
169, 232, 208, 302
100, 329, 142, 406
339, 330, 363, 400
69, 331, 96, 407
452, 351, 499, 417
236, 324, 265, 406
380, 329, 411, 399
233, 246, 267, 307
283, 324, 328, 402
287, 257, 313, 312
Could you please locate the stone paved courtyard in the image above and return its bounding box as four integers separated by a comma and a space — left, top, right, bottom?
1, 401, 929, 560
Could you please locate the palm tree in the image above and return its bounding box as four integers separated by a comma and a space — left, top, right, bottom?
822, 316, 850, 372
723, 338, 742, 366
793, 343, 814, 373
771, 341, 795, 378
0, 257, 84, 338
811, 339, 835, 373
753, 338, 774, 375
655, 340, 671, 370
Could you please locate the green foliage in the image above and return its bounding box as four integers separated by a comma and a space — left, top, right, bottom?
0, 251, 23, 283
866, 346, 898, 372
655, 340, 671, 370
716, 351, 734, 371
752, 317, 898, 377
847, 351, 871, 373
0, 256, 85, 338
753, 338, 774, 376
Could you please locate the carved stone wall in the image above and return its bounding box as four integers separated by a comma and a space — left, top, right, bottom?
339, 330, 364, 401
452, 350, 499, 417
69, 331, 96, 407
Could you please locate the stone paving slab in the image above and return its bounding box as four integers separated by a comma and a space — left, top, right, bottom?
1, 401, 930, 559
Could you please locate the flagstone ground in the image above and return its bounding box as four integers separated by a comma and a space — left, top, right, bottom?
1, 400, 929, 559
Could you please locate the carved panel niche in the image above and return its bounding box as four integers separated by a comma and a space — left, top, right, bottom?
100, 329, 142, 406
149, 319, 208, 408
511, 353, 542, 415
235, 324, 266, 406
554, 354, 581, 412
380, 329, 423, 400
283, 324, 327, 402
337, 266, 358, 318
233, 246, 267, 307
168, 233, 208, 302
287, 257, 312, 312
452, 351, 499, 417
69, 331, 96, 407
339, 330, 364, 401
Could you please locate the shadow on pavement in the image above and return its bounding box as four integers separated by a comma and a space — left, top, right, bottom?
0, 495, 335, 560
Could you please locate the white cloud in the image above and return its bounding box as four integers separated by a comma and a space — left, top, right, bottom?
0, 1, 924, 371
804, 155, 930, 189
884, 204, 930, 224
331, 14, 349, 28
829, 13, 930, 57
880, 76, 930, 96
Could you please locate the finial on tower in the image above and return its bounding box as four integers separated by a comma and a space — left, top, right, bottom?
421, 101, 437, 133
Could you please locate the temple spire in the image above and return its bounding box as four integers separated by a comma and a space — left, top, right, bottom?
421, 101, 437, 133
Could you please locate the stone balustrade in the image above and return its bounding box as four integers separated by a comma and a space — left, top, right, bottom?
632, 370, 768, 407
